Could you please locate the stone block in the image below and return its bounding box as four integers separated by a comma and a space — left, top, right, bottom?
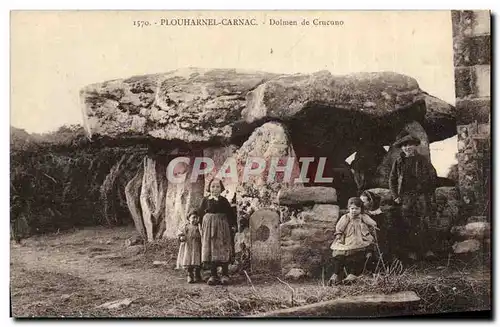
278, 187, 337, 206
456, 98, 490, 125
467, 215, 488, 223
452, 10, 474, 37
280, 220, 336, 277
454, 35, 491, 67
312, 204, 340, 223
250, 209, 281, 273
285, 268, 308, 281
452, 239, 481, 254
472, 11, 491, 36
451, 222, 491, 240
454, 67, 473, 99
434, 187, 461, 230
473, 65, 491, 98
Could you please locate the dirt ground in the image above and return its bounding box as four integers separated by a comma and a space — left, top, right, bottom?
10, 225, 491, 318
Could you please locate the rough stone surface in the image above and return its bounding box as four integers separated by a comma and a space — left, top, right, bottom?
250, 209, 281, 273
452, 10, 474, 37
456, 122, 490, 219
471, 11, 491, 36
281, 220, 336, 277
456, 99, 490, 125
235, 228, 250, 253
285, 268, 308, 281
453, 35, 491, 67
81, 68, 456, 148
249, 291, 421, 317
451, 222, 491, 240
421, 94, 458, 143
311, 204, 340, 223
454, 67, 473, 99
163, 151, 205, 239
140, 156, 168, 241
203, 145, 238, 198
467, 215, 488, 223
473, 65, 491, 98
434, 186, 461, 231
278, 187, 337, 206
235, 122, 302, 222
97, 299, 134, 310
125, 169, 146, 240
452, 239, 481, 253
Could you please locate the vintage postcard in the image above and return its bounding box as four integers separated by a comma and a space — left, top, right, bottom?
10, 10, 491, 318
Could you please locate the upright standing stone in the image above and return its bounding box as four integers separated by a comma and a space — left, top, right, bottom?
250, 209, 281, 273
235, 122, 302, 223
163, 150, 205, 238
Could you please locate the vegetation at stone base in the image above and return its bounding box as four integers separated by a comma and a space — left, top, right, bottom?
10, 125, 145, 240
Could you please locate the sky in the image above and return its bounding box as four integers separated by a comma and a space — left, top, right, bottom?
10, 10, 457, 176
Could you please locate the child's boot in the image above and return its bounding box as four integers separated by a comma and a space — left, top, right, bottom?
187, 268, 195, 284
207, 264, 219, 286
194, 267, 202, 283
220, 264, 230, 285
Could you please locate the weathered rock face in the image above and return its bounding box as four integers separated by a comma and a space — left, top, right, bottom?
452, 239, 481, 254
281, 220, 336, 277
451, 222, 491, 240
434, 186, 461, 230
81, 69, 456, 155
163, 151, 205, 239
202, 145, 239, 198
125, 167, 146, 239
140, 156, 168, 241
235, 122, 302, 222
278, 187, 337, 206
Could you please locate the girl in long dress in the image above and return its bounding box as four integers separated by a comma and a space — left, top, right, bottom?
197, 179, 237, 286
176, 211, 202, 283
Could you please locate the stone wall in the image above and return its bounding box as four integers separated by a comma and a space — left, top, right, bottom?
452, 10, 491, 125
451, 10, 491, 257
452, 10, 491, 218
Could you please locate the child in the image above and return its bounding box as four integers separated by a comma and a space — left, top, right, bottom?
197, 178, 237, 286
176, 211, 202, 284
389, 133, 437, 261
328, 197, 378, 285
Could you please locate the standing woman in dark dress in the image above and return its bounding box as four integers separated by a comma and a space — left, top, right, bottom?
198, 178, 237, 285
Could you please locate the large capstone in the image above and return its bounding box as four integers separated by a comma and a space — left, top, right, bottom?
81, 68, 456, 157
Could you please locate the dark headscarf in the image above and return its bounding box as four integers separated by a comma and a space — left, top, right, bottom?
360, 190, 381, 211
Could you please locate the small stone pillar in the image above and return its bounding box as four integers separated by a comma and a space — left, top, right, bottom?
278, 187, 339, 278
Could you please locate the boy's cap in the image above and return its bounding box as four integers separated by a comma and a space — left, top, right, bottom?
393, 134, 421, 148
